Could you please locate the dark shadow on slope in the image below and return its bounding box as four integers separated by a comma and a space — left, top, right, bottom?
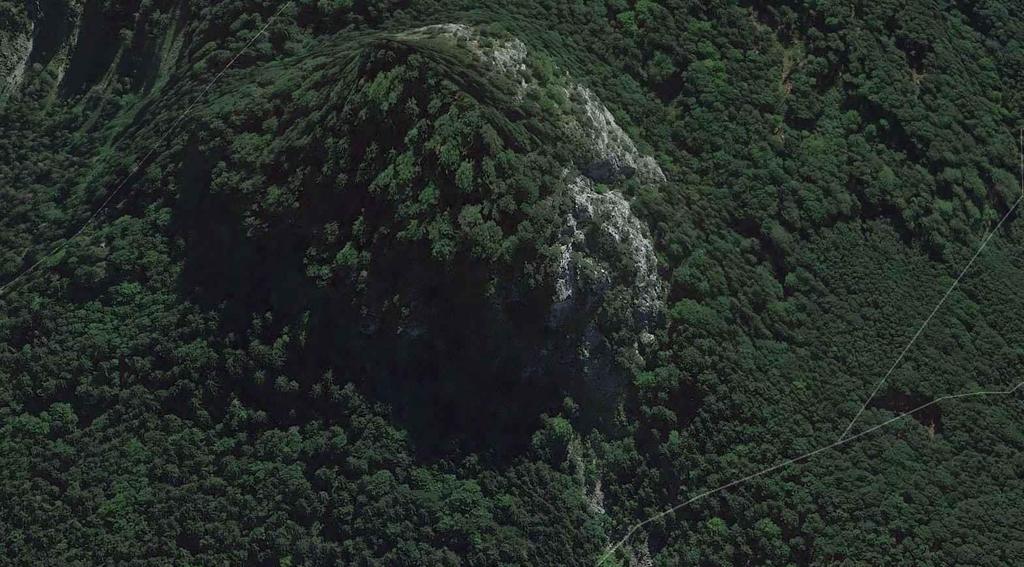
869, 389, 942, 434
170, 133, 567, 467
172, 142, 315, 333
26, 0, 77, 69
60, 0, 135, 98
311, 243, 566, 461
173, 192, 567, 463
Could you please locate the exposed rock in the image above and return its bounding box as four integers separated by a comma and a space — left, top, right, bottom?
550, 175, 663, 391
554, 240, 575, 303
0, 32, 32, 97
588, 477, 606, 515
0, 0, 86, 101
555, 175, 662, 325
0, 17, 32, 98
567, 432, 606, 515
1, 1, 189, 103
579, 322, 617, 392
419, 24, 666, 184
400, 23, 530, 97
400, 23, 666, 394
36, 0, 83, 88
583, 158, 635, 183
563, 84, 666, 184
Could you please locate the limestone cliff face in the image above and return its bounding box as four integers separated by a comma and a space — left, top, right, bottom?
0, 0, 83, 97
408, 23, 666, 394
1, 0, 185, 103
0, 15, 33, 98
404, 23, 531, 97
552, 85, 665, 392
563, 84, 666, 185
550, 174, 663, 392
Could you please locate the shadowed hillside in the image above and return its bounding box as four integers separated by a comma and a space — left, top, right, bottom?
3, 1, 1024, 566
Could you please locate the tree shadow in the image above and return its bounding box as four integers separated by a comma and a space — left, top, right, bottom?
171, 149, 567, 465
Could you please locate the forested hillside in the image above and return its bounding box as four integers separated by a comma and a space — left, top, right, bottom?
3, 1, 1024, 565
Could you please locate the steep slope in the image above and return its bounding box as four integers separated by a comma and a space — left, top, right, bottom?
3, 2, 1024, 566
0, 7, 639, 564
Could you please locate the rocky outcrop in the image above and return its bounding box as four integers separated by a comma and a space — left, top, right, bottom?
402, 23, 665, 393
554, 175, 661, 324
399, 23, 530, 98
1, 0, 188, 103
0, 0, 87, 100
0, 29, 32, 97
563, 84, 666, 184
551, 175, 662, 389
0, 7, 33, 98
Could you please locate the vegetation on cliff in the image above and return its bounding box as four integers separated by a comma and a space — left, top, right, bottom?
3, 1, 1024, 565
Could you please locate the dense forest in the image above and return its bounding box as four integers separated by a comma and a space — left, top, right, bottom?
3, 0, 1024, 565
